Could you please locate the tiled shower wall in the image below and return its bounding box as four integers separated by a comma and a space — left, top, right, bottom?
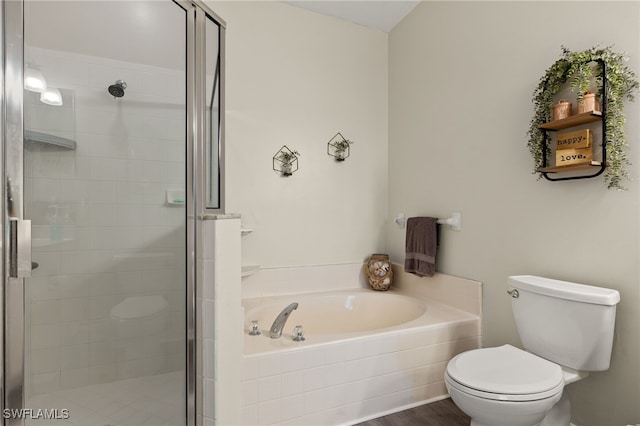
24, 46, 186, 396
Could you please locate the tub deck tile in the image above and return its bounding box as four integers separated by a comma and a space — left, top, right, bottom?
241, 292, 480, 425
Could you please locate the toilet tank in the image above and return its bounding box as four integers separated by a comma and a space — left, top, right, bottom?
508, 275, 620, 371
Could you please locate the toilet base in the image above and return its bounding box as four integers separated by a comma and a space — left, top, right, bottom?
539, 394, 570, 426
466, 393, 570, 426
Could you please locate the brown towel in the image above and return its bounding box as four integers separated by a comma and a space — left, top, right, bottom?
404, 217, 437, 277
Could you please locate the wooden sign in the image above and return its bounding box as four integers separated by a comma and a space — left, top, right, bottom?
556, 129, 591, 150
556, 147, 593, 166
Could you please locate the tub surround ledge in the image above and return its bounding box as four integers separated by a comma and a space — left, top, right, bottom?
391, 263, 482, 317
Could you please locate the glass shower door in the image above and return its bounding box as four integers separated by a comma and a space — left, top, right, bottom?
20, 2, 187, 424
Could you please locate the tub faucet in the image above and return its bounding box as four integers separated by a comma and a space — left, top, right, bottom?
269, 302, 299, 339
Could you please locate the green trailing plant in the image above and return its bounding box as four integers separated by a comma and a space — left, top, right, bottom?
334, 139, 353, 153
527, 45, 639, 189
277, 149, 300, 165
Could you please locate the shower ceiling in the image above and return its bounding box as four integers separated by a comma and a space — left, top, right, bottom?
283, 0, 420, 32
24, 1, 183, 69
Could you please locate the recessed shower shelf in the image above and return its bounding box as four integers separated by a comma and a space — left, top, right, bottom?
25, 130, 76, 150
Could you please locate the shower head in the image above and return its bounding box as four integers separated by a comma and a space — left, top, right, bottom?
108, 80, 127, 98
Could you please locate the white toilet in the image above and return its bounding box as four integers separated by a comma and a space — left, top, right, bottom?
444, 275, 620, 426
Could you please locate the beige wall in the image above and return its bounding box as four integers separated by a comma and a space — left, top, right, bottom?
210, 1, 389, 269
205, 0, 640, 424
388, 2, 640, 425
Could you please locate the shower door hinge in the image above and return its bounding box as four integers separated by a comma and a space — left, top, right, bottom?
9, 218, 32, 278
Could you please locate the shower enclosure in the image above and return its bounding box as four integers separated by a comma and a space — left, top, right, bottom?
1, 1, 224, 425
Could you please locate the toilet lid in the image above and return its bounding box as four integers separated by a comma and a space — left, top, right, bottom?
447, 344, 563, 396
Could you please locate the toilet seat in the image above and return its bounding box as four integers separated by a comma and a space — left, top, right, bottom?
446, 344, 564, 402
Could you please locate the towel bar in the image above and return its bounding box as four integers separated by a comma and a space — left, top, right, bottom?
393, 212, 461, 231
393, 213, 406, 227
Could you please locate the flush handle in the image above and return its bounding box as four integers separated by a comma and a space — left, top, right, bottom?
507, 289, 519, 298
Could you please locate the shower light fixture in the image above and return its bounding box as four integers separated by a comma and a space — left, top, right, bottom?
24, 66, 47, 93
40, 88, 63, 106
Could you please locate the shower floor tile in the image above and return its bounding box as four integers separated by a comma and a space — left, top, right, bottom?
25, 371, 184, 426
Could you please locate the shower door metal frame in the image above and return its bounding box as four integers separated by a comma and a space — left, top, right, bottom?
2, 0, 28, 425
1, 1, 225, 425
178, 1, 226, 425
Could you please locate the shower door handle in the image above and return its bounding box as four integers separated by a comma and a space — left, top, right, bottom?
9, 218, 32, 278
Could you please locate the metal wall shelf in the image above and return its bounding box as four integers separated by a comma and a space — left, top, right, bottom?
538, 59, 607, 182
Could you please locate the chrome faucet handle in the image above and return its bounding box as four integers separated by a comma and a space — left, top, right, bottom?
292, 325, 305, 342
249, 320, 261, 335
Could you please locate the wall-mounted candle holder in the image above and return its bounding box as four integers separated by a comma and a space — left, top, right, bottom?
273, 145, 300, 176
327, 132, 353, 162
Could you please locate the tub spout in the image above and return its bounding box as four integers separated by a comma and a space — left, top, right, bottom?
269, 302, 299, 339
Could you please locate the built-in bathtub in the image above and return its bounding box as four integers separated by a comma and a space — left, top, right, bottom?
245, 290, 424, 341
240, 269, 481, 426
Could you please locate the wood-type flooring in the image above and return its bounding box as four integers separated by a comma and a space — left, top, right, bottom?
355, 398, 470, 426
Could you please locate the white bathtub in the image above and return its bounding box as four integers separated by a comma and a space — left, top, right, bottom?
241, 288, 481, 425
245, 290, 425, 337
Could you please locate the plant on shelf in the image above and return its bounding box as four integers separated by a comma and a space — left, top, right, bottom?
333, 139, 353, 161
327, 132, 354, 162
527, 45, 639, 190
275, 147, 300, 176
277, 149, 300, 165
